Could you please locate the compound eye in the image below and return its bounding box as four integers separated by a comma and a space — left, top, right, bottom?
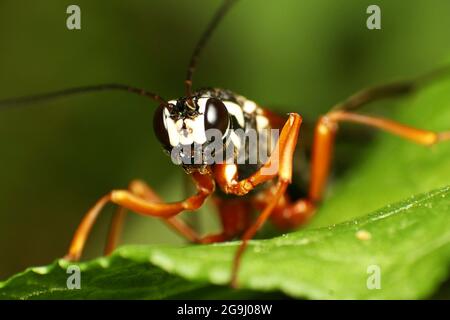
204, 98, 229, 135
153, 104, 171, 148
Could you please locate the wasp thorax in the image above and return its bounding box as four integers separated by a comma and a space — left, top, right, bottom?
153, 96, 230, 165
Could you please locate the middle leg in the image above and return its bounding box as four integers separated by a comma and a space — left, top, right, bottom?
105, 182, 253, 253
65, 171, 214, 261
213, 113, 303, 287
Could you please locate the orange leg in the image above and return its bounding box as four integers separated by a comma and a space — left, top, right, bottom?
65, 172, 214, 261
252, 186, 315, 230
227, 70, 450, 285
213, 113, 303, 287
308, 110, 450, 203
105, 181, 253, 252
104, 207, 127, 256
267, 71, 450, 228
305, 69, 450, 203
216, 197, 253, 236
269, 109, 450, 229
231, 180, 289, 287
194, 198, 253, 244
214, 113, 303, 196
220, 95, 448, 286
104, 180, 203, 256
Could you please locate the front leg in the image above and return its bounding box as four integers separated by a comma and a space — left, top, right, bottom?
213, 113, 303, 287
65, 172, 214, 261
214, 113, 302, 196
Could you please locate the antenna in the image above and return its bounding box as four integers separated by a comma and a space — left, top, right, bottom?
185, 0, 238, 106
0, 84, 167, 110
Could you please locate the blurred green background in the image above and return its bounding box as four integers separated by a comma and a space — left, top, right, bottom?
0, 0, 450, 280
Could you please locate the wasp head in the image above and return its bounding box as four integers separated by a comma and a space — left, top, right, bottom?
153, 95, 230, 170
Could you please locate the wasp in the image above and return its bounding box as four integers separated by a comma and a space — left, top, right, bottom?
1, 0, 449, 287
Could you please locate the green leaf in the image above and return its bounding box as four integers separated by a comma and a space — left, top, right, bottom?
1, 186, 449, 299
148, 186, 450, 299
0, 247, 204, 299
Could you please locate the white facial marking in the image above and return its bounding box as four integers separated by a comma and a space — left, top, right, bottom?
166, 118, 180, 146
197, 98, 208, 113
175, 119, 183, 131
163, 97, 237, 148
256, 115, 269, 129
182, 117, 207, 145
165, 116, 207, 147
223, 101, 244, 127
243, 100, 257, 114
